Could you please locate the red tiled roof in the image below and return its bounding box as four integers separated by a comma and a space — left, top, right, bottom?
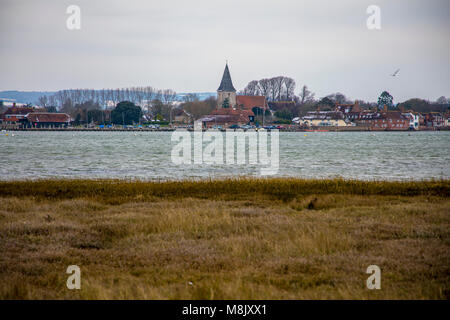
304, 111, 344, 120
211, 108, 254, 117
173, 108, 186, 116
358, 111, 408, 121
26, 113, 71, 123
204, 107, 254, 124
4, 107, 35, 115
384, 111, 406, 120
236, 95, 267, 110
2, 107, 47, 121
199, 114, 248, 124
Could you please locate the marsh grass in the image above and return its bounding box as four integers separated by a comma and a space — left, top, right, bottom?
0, 178, 448, 203
0, 178, 449, 299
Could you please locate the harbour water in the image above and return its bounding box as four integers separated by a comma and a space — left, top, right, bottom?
0, 131, 449, 180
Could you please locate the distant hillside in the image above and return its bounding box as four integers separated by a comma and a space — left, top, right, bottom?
398, 98, 450, 113
0, 90, 215, 104
0, 91, 56, 104
176, 92, 215, 101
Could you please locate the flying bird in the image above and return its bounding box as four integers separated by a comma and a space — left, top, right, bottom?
390, 69, 400, 77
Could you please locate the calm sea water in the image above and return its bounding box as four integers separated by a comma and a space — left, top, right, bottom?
0, 131, 449, 180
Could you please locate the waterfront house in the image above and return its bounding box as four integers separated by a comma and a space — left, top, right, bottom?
299, 111, 350, 127
335, 101, 362, 124
402, 112, 420, 130
424, 112, 445, 128
335, 101, 362, 114
199, 108, 254, 128
237, 95, 268, 115
173, 108, 192, 124
418, 113, 425, 127
444, 112, 450, 127
21, 112, 71, 128
356, 111, 409, 130
1, 105, 44, 124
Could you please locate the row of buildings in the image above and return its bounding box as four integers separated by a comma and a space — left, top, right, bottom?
198, 63, 450, 130
0, 105, 71, 127
293, 102, 449, 130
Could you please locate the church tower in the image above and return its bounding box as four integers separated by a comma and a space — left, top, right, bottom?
217, 63, 237, 109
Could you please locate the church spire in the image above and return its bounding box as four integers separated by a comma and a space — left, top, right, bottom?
217, 63, 236, 92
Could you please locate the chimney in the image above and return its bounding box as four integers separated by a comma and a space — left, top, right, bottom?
383, 105, 388, 112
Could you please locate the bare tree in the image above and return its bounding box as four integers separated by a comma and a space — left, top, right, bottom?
106, 90, 112, 108
98, 89, 107, 109
48, 95, 57, 108
242, 80, 260, 96
283, 77, 296, 101
154, 89, 163, 102
72, 89, 82, 106
182, 99, 216, 120
144, 86, 155, 114
299, 85, 315, 104
273, 76, 285, 101
183, 93, 199, 102
162, 89, 177, 125
268, 77, 278, 101
258, 79, 271, 100
134, 87, 144, 108
37, 95, 48, 108
42, 86, 183, 116
436, 96, 448, 104
114, 88, 122, 105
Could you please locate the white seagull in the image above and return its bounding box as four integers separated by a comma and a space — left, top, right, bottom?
390, 69, 400, 77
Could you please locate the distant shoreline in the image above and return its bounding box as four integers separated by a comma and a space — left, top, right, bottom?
1, 127, 448, 132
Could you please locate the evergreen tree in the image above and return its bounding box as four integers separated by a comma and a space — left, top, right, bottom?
74, 113, 82, 126
377, 91, 394, 109
111, 101, 141, 125
222, 98, 230, 108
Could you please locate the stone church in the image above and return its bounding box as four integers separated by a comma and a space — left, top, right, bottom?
216, 63, 238, 109
216, 63, 268, 112
199, 63, 268, 128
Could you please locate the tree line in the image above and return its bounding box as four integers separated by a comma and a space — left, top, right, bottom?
37, 87, 177, 112
239, 76, 296, 102
32, 84, 449, 124
35, 87, 180, 125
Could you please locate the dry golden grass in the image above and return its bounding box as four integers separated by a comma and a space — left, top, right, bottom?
0, 178, 449, 299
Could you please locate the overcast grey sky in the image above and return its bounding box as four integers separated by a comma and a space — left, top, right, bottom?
0, 0, 449, 102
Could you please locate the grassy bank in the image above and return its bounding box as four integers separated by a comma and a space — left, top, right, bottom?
0, 178, 448, 203
0, 178, 449, 299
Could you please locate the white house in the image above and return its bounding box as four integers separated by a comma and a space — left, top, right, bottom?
402, 112, 420, 130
